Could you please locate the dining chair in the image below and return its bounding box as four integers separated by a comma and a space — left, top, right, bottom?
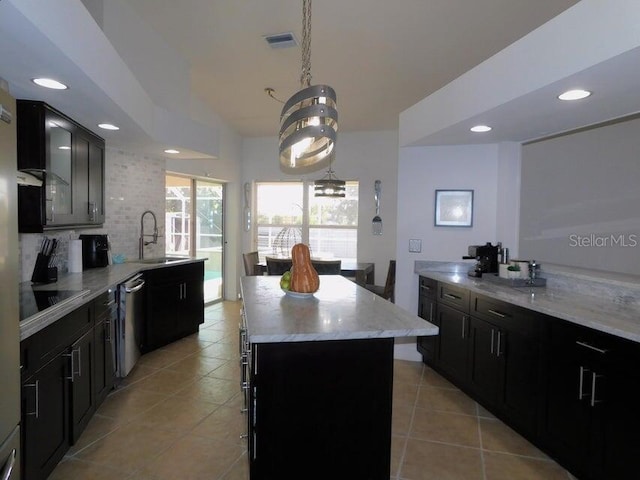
266, 257, 293, 275
242, 251, 260, 276
365, 260, 396, 303
311, 259, 342, 274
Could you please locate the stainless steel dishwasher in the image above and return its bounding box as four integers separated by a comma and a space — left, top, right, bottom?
117, 273, 145, 378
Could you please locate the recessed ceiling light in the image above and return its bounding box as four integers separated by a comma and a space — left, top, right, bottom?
98, 123, 119, 130
32, 78, 68, 90
164, 149, 180, 154
558, 89, 592, 101
470, 125, 492, 133
58, 146, 71, 150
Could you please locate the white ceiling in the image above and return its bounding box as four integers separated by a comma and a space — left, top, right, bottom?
16, 0, 640, 161
120, 0, 578, 138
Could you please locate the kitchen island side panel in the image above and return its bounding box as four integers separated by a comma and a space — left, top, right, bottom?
250, 338, 394, 480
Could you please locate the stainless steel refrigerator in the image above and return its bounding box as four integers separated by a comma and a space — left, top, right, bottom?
0, 82, 21, 479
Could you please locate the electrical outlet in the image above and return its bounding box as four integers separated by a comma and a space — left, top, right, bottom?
408, 239, 422, 253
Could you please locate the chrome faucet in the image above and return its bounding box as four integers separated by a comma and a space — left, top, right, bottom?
527, 260, 538, 284
139, 210, 158, 259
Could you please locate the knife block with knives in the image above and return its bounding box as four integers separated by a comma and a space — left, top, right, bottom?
31, 237, 58, 284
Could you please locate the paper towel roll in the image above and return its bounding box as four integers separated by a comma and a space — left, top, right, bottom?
68, 239, 83, 272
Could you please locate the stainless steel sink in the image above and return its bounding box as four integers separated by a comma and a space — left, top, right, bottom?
134, 256, 190, 264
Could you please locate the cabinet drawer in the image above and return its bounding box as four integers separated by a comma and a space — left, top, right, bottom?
438, 283, 469, 312
21, 304, 92, 378
419, 276, 437, 299
94, 289, 117, 322
143, 262, 203, 285
471, 293, 536, 335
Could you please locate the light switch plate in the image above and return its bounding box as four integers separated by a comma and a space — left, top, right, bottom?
409, 239, 422, 253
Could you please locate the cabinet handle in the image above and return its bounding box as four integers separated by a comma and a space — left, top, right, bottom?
590, 372, 604, 407
487, 309, 508, 318
429, 303, 434, 322
421, 285, 432, 292
24, 380, 39, 419
105, 320, 111, 342
578, 366, 590, 400
444, 293, 461, 300
64, 347, 81, 381
88, 201, 96, 221
461, 316, 467, 339
496, 331, 502, 358
576, 341, 608, 354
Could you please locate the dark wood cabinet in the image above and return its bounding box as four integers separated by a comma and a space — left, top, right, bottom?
21, 353, 69, 480
69, 329, 95, 444
143, 262, 205, 352
436, 303, 470, 382
21, 291, 117, 479
94, 290, 117, 407
417, 276, 438, 362
417, 275, 640, 480
468, 293, 540, 435
247, 338, 394, 479
16, 100, 105, 232
21, 303, 92, 480
541, 318, 640, 480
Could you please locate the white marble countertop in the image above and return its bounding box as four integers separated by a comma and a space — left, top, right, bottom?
415, 264, 640, 344
240, 275, 438, 343
20, 257, 205, 340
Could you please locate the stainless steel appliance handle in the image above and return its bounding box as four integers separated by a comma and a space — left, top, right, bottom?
125, 280, 145, 294
0, 448, 16, 480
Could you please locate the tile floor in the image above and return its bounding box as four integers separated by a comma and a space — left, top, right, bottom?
50, 300, 574, 480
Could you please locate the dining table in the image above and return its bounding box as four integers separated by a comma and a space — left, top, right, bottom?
255, 259, 375, 286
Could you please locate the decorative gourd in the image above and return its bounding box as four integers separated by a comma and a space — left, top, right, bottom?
289, 243, 320, 293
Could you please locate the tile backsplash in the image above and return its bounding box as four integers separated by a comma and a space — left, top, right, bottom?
19, 148, 166, 282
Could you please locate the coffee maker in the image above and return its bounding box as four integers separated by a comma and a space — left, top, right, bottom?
463, 242, 499, 277
79, 234, 110, 269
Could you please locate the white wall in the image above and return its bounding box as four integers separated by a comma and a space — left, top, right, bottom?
395, 143, 520, 360
167, 123, 243, 301
241, 130, 399, 286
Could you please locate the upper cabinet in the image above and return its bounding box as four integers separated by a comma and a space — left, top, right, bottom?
17, 101, 105, 232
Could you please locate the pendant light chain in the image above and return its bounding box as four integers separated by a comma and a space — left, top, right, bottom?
279, 0, 338, 171
301, 0, 312, 88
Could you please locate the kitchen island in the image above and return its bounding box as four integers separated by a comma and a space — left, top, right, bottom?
239, 275, 438, 480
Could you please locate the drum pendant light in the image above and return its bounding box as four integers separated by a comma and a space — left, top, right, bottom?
279, 0, 338, 170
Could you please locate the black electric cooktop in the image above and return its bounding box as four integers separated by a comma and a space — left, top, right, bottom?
19, 288, 86, 321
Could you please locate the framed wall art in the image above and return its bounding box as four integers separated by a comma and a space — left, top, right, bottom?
434, 189, 474, 227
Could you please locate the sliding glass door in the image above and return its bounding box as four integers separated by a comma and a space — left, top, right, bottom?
166, 174, 224, 304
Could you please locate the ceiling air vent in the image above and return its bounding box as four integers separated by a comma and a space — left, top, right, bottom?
264, 32, 297, 49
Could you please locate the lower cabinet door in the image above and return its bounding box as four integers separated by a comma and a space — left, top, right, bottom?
22, 354, 69, 480
437, 304, 469, 382
468, 317, 503, 406
94, 319, 115, 407
417, 297, 438, 363
541, 321, 592, 475
69, 329, 95, 443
